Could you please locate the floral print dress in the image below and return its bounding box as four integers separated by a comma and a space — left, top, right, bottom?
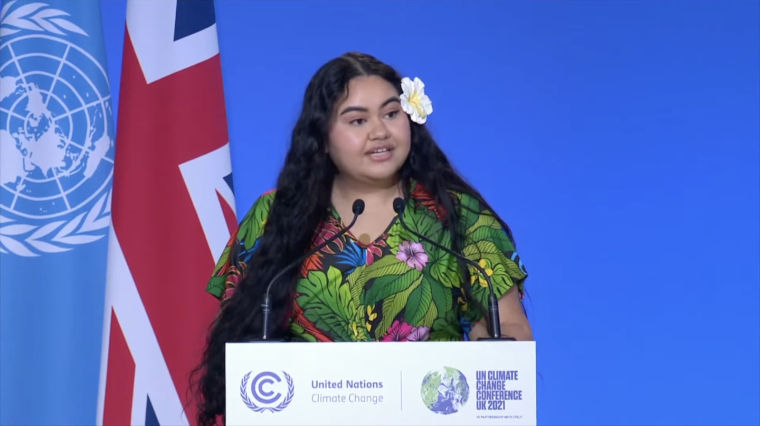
206, 182, 528, 342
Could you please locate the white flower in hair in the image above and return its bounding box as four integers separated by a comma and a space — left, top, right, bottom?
400, 77, 433, 124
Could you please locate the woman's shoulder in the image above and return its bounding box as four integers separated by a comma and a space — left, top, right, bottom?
237, 189, 276, 231
409, 182, 495, 223
206, 189, 276, 299
230, 188, 278, 254
447, 188, 518, 253
444, 188, 528, 313
409, 181, 485, 212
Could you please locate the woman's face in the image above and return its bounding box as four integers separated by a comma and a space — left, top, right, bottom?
327, 75, 412, 185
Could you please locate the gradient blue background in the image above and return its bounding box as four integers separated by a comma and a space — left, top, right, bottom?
3, 1, 759, 425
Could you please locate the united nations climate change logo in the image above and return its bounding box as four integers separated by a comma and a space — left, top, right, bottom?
420, 367, 470, 415
240, 371, 295, 413
0, 1, 114, 257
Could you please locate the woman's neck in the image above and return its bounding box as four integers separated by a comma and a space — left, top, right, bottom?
331, 175, 404, 211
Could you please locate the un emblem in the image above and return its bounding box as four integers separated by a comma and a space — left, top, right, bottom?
0, 1, 114, 257
239, 371, 295, 413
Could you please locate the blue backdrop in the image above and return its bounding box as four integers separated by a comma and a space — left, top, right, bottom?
3, 1, 759, 425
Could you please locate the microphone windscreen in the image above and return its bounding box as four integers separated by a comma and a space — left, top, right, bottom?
392, 198, 405, 214
352, 199, 365, 215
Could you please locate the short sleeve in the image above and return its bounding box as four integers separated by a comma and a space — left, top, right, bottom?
455, 193, 529, 324
205, 190, 276, 302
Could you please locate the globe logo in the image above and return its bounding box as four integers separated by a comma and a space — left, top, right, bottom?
0, 2, 114, 257
420, 366, 470, 415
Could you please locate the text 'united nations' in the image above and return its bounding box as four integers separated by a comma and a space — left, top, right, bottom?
311, 379, 384, 405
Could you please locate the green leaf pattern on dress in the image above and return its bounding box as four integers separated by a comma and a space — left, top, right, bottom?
207, 182, 528, 342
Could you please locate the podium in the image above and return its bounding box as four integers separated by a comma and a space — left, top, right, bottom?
225, 340, 536, 425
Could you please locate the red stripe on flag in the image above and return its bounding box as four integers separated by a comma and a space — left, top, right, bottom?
216, 190, 237, 236
110, 31, 230, 425
103, 309, 136, 426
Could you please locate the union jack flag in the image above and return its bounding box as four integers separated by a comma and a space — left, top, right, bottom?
96, 1, 236, 425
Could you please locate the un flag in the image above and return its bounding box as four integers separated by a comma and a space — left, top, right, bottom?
0, 1, 114, 424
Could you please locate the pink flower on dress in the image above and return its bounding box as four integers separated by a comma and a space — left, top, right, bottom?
407, 325, 430, 341
396, 241, 428, 270
381, 320, 431, 342
382, 320, 414, 341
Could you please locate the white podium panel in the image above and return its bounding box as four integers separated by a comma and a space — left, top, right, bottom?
225, 340, 536, 426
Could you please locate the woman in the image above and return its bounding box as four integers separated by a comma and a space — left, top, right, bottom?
192, 52, 532, 425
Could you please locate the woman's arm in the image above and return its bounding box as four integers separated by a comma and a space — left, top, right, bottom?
467, 285, 533, 341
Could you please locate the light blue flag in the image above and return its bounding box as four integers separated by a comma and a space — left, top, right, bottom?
0, 0, 114, 424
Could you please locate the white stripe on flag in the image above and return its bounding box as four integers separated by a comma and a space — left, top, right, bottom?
126, 0, 219, 84
179, 142, 236, 262
99, 226, 189, 426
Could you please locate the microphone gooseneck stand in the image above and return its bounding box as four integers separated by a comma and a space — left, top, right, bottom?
258, 199, 366, 341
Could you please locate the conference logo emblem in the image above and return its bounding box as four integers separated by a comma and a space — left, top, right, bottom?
240, 371, 295, 413
420, 366, 470, 415
0, 1, 114, 257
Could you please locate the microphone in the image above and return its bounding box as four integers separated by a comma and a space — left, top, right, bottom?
259, 199, 365, 341
392, 198, 512, 341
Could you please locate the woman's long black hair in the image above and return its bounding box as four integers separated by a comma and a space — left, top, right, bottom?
190, 52, 516, 426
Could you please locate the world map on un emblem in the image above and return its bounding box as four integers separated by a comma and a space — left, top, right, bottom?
420, 366, 470, 415
0, 1, 114, 257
